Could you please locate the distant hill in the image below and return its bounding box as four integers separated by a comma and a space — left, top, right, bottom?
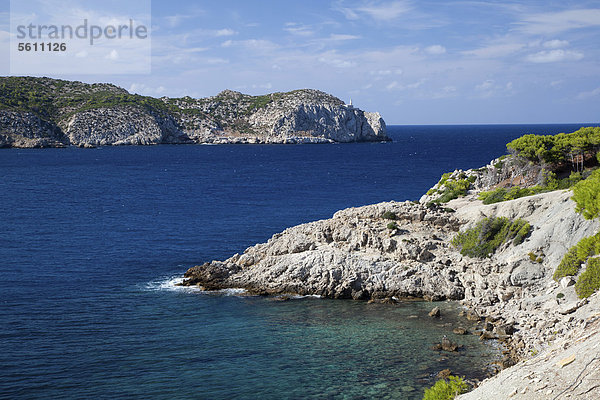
0, 76, 388, 148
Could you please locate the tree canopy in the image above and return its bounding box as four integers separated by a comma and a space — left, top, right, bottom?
506, 127, 600, 167
572, 169, 600, 220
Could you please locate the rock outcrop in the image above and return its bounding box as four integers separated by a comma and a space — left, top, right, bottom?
0, 77, 388, 147
183, 201, 465, 300
181, 180, 599, 378
0, 110, 68, 148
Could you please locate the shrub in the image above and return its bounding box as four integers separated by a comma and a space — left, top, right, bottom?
479, 188, 508, 205
422, 376, 469, 400
387, 222, 398, 230
434, 178, 472, 203
554, 247, 585, 280
428, 172, 475, 204
451, 217, 531, 258
575, 258, 600, 298
572, 169, 600, 220
529, 252, 539, 262
554, 232, 600, 281
478, 171, 583, 205
382, 211, 397, 220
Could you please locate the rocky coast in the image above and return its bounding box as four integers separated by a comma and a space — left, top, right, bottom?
181, 156, 600, 398
0, 77, 388, 148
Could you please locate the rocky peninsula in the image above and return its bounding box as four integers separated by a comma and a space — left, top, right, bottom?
0, 77, 388, 148
181, 133, 600, 398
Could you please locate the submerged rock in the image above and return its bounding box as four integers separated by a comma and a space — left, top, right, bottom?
429, 306, 441, 317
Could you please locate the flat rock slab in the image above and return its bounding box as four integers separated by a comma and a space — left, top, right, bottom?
458, 304, 600, 400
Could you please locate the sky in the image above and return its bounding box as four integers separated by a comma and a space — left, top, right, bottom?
1, 0, 600, 124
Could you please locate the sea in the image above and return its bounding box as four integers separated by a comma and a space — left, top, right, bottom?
0, 124, 591, 399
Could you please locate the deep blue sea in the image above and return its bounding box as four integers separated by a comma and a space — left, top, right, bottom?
0, 124, 590, 399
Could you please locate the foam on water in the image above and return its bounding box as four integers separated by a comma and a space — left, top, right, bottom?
144, 275, 190, 291
144, 276, 254, 297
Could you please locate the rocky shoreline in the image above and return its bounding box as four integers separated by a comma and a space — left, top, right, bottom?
0, 77, 388, 148
180, 159, 600, 397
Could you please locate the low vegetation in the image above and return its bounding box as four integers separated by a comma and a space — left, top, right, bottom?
572, 169, 600, 220
382, 211, 398, 220
575, 258, 600, 298
529, 251, 544, 263
422, 376, 469, 400
553, 232, 600, 281
479, 186, 544, 205
478, 171, 583, 205
427, 172, 475, 204
451, 217, 531, 258
552, 168, 600, 297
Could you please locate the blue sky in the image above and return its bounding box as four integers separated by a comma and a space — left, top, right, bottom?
1, 0, 600, 124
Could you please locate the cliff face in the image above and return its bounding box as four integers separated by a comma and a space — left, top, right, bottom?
0, 111, 68, 148
0, 77, 388, 148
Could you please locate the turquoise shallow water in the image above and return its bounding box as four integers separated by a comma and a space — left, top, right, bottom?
136, 284, 499, 400
0, 124, 587, 399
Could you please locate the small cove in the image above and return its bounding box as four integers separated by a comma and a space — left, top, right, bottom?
0, 124, 585, 398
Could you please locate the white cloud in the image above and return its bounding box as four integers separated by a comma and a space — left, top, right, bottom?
220, 39, 279, 52
385, 78, 425, 91
215, 29, 237, 37
576, 87, 600, 100
129, 83, 167, 96
473, 80, 513, 98
337, 1, 412, 22
357, 1, 412, 21
163, 9, 206, 28
386, 81, 399, 90
526, 49, 583, 63
517, 9, 600, 35
328, 34, 361, 41
463, 43, 524, 58
542, 39, 569, 49
424, 45, 446, 55
431, 85, 457, 99
475, 80, 495, 91
284, 23, 314, 37
370, 69, 402, 76
318, 55, 356, 68
106, 49, 119, 60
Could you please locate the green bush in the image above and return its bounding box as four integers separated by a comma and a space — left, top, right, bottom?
478, 188, 508, 204
428, 172, 476, 204
572, 169, 600, 220
422, 376, 469, 400
554, 247, 585, 280
382, 211, 397, 220
451, 217, 531, 258
529, 252, 543, 263
478, 171, 585, 205
387, 222, 398, 230
553, 232, 600, 281
433, 178, 472, 204
575, 258, 600, 298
